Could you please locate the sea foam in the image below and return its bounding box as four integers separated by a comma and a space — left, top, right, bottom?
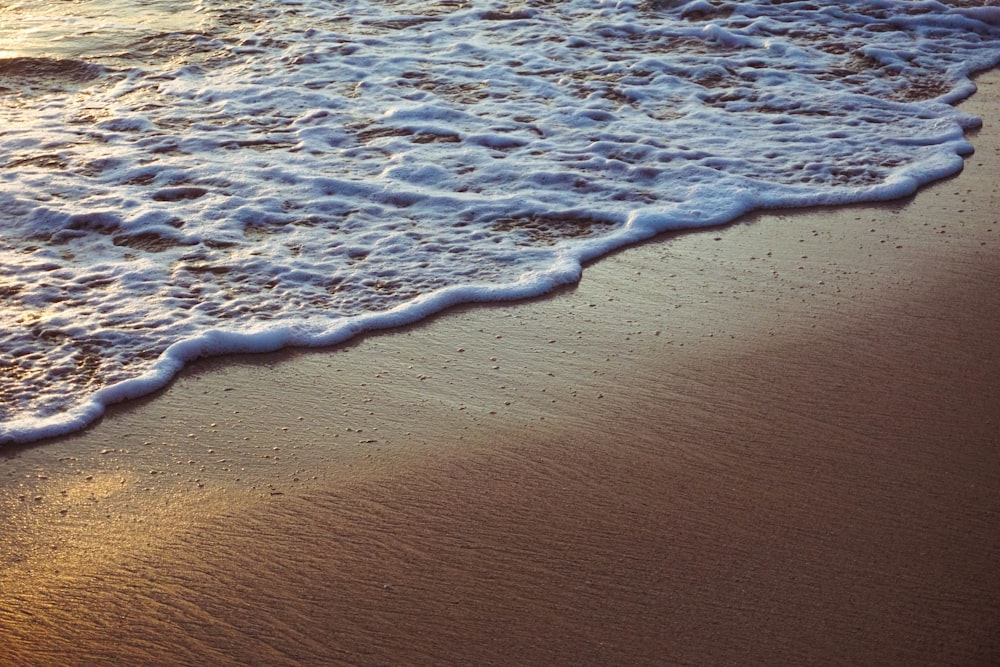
1, 0, 999, 444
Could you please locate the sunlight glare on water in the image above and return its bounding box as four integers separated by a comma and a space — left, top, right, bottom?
0, 0, 206, 59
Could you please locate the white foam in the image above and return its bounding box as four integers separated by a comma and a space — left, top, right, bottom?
2, 0, 999, 444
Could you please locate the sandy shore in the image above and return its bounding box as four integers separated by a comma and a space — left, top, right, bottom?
3, 70, 1000, 665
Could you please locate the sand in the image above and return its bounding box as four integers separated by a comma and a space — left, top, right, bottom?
2, 70, 999, 666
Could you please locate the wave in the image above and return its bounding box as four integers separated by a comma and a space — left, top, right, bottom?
1, 0, 999, 444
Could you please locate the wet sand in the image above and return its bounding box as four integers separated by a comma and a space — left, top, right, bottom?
2, 71, 999, 665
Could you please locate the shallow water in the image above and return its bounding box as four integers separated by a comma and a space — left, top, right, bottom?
2, 0, 999, 444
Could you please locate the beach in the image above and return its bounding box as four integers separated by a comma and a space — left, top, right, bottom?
2, 66, 999, 666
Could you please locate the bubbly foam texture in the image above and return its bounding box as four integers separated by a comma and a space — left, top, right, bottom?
2, 0, 999, 443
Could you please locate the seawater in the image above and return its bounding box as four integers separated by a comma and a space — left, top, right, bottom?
2, 0, 999, 444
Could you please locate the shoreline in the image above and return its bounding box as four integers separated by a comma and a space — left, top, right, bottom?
2, 71, 999, 665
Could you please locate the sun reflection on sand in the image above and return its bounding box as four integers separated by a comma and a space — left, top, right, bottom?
0, 461, 235, 597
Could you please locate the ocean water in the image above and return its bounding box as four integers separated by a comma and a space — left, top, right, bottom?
1, 0, 999, 445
